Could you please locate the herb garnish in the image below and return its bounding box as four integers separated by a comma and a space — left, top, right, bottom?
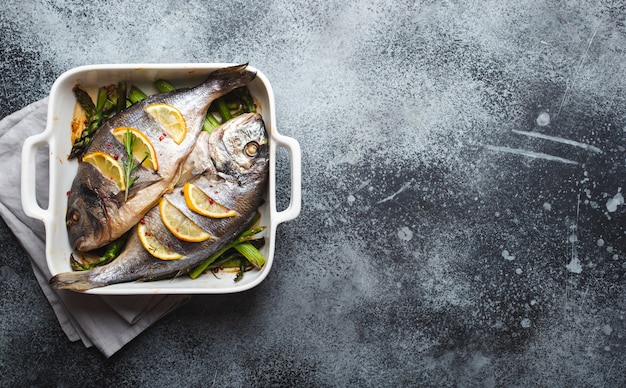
121, 127, 148, 201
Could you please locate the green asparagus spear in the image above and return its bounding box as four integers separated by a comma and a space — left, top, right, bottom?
68, 86, 110, 159
234, 242, 265, 269
201, 87, 256, 133
154, 79, 176, 93
229, 87, 256, 113
234, 259, 246, 282
72, 86, 95, 117
70, 234, 128, 271
209, 253, 249, 269
128, 85, 148, 105
94, 236, 128, 268
116, 82, 127, 113
202, 113, 221, 133
189, 225, 265, 279
216, 97, 233, 122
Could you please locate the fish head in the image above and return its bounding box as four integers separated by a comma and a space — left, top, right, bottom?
211, 112, 269, 177
65, 175, 111, 251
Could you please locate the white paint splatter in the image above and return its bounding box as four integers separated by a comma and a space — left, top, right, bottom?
482, 144, 579, 165
512, 129, 603, 153
502, 249, 515, 261
398, 226, 413, 241
606, 191, 624, 212
566, 256, 583, 274
536, 111, 550, 126
378, 180, 412, 204
469, 352, 491, 371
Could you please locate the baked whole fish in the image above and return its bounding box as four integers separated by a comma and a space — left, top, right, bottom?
51, 113, 269, 291
66, 64, 256, 252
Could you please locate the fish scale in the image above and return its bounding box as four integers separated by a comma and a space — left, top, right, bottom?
164, 178, 240, 235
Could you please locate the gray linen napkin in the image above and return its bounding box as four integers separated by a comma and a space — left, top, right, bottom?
0, 98, 190, 358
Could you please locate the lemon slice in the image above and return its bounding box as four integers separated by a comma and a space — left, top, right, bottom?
112, 126, 158, 170
82, 151, 125, 191
159, 197, 211, 242
183, 182, 237, 218
145, 103, 187, 144
137, 222, 183, 260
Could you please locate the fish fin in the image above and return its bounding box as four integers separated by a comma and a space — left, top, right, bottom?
49, 271, 100, 291
128, 176, 164, 194
133, 266, 191, 283
122, 170, 164, 202
204, 63, 256, 94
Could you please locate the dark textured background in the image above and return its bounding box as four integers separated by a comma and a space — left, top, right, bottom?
2, 1, 626, 386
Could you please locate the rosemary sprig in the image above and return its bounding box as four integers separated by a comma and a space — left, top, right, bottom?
121, 127, 148, 201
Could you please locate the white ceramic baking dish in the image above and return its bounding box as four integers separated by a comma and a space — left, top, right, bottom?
21, 63, 301, 295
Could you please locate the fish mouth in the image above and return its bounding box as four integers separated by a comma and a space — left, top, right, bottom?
70, 228, 109, 252
71, 235, 87, 252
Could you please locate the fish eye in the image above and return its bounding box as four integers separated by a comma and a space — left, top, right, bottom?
67, 210, 80, 226
244, 141, 259, 157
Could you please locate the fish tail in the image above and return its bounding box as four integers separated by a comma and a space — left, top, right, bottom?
204, 63, 257, 94
49, 271, 101, 291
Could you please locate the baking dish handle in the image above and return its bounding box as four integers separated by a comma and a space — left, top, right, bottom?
272, 132, 302, 225
21, 130, 52, 222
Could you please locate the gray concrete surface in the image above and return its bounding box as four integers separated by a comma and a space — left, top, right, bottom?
2, 0, 626, 386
